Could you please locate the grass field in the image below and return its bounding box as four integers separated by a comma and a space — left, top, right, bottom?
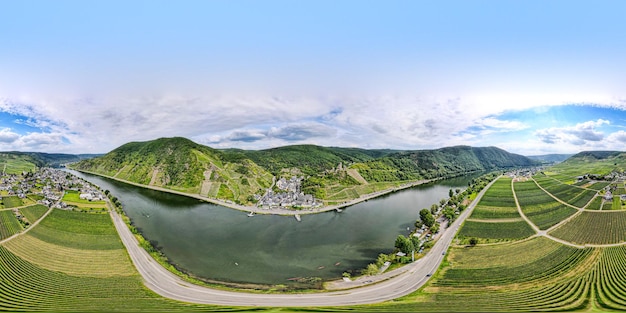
1, 196, 23, 208
19, 204, 49, 223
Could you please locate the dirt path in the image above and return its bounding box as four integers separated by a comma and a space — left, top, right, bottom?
347, 169, 368, 185
148, 169, 159, 186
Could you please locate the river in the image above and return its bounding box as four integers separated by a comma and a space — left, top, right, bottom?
68, 170, 480, 289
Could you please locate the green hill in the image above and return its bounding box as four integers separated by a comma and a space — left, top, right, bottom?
351, 146, 537, 182
73, 138, 538, 205
72, 137, 274, 204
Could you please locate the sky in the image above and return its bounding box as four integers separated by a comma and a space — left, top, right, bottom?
1, 0, 626, 155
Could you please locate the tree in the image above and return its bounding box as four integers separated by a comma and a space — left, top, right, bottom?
449, 189, 454, 198
362, 263, 379, 276
395, 235, 414, 254
420, 208, 435, 228
430, 204, 438, 215
469, 237, 478, 246
430, 222, 440, 234
414, 219, 423, 229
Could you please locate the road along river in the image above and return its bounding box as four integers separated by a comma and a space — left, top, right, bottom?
108, 176, 495, 306
70, 170, 481, 288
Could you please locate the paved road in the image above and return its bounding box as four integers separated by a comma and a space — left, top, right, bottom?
110, 176, 496, 307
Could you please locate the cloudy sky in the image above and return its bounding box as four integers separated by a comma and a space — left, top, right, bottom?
1, 0, 626, 155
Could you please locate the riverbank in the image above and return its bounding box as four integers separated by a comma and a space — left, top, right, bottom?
71, 168, 443, 216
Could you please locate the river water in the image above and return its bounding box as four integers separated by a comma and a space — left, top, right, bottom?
68, 170, 479, 288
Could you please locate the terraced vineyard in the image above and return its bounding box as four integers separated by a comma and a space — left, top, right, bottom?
0, 209, 239, 311
0, 210, 22, 240
513, 180, 577, 229
549, 211, 626, 245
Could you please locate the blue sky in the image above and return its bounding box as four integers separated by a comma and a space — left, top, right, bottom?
1, 0, 625, 154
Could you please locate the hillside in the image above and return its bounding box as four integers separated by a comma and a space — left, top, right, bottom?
72, 137, 274, 204
0, 152, 99, 174
351, 146, 537, 182
527, 154, 573, 163
73, 138, 537, 205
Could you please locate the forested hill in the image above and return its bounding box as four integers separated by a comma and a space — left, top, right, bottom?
72, 137, 537, 204
224, 145, 395, 176
351, 146, 537, 182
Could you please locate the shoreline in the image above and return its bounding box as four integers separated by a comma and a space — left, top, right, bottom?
70, 168, 444, 216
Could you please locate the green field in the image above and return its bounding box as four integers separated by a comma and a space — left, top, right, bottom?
0, 209, 243, 311
549, 211, 626, 245
1, 196, 23, 208
19, 204, 49, 223
514, 180, 577, 229
0, 210, 22, 240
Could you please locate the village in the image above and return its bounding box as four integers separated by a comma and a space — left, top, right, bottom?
255, 176, 320, 209
0, 168, 106, 210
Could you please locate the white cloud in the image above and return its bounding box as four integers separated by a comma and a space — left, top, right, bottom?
0, 128, 20, 143
0, 93, 625, 154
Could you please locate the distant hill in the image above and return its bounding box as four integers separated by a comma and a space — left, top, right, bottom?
228, 145, 393, 176
73, 138, 538, 204
569, 151, 623, 160
0, 152, 100, 174
527, 154, 574, 163
352, 146, 537, 182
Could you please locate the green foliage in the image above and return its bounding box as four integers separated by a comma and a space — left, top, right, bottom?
361, 263, 380, 276
395, 235, 414, 254
419, 208, 435, 228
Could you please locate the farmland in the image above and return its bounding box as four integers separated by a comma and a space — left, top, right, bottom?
549, 211, 626, 245
0, 209, 238, 311
0, 210, 22, 240
513, 180, 577, 229
359, 153, 626, 312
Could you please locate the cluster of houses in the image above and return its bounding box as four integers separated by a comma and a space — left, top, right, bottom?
256, 176, 320, 209
1, 168, 105, 209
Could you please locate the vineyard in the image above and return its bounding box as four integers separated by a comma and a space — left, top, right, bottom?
0, 209, 238, 311
366, 246, 626, 312
513, 180, 577, 229
19, 204, 49, 223
534, 176, 597, 208
458, 220, 535, 242
469, 177, 521, 219
585, 195, 603, 210
0, 210, 22, 240
549, 211, 626, 245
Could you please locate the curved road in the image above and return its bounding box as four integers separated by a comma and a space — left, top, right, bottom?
110, 177, 496, 307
